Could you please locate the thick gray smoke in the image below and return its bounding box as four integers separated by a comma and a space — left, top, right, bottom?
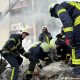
20, 0, 62, 40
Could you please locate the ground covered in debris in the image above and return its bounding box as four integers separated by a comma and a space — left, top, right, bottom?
0, 59, 79, 80
40, 62, 73, 80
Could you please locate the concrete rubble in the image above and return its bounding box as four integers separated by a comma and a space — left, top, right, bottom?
40, 62, 73, 80
0, 58, 74, 80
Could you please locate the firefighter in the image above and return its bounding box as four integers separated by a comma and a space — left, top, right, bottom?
49, 1, 80, 77
39, 26, 52, 44
55, 33, 71, 63
24, 40, 55, 80
39, 26, 53, 61
1, 28, 29, 80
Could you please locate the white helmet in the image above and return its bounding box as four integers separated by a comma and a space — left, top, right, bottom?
40, 42, 50, 52
50, 39, 56, 49
42, 26, 47, 30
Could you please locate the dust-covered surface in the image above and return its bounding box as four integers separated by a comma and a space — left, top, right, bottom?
0, 57, 30, 80
0, 59, 78, 80
40, 62, 73, 80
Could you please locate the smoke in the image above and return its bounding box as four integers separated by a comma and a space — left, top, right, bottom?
20, 0, 62, 40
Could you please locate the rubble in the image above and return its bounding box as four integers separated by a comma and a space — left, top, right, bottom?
0, 59, 74, 80
0, 58, 29, 80
40, 62, 73, 80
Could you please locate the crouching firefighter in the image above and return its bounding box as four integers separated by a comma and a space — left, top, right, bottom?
55, 33, 71, 63
1, 28, 29, 80
23, 39, 55, 80
49, 1, 80, 77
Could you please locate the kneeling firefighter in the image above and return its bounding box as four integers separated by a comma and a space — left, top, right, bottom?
23, 39, 55, 80
55, 33, 71, 63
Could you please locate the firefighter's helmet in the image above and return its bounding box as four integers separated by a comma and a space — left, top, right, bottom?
20, 27, 29, 35
50, 39, 56, 49
40, 42, 50, 52
49, 3, 59, 17
42, 26, 47, 30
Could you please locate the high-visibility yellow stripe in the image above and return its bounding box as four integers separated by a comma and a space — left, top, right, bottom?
44, 57, 49, 60
75, 16, 80, 21
10, 67, 14, 80
11, 39, 21, 51
69, 2, 75, 6
57, 9, 66, 16
32, 44, 37, 48
63, 27, 73, 32
46, 35, 52, 48
74, 21, 80, 26
37, 63, 41, 66
16, 39, 21, 48
46, 36, 50, 44
2, 51, 10, 53
74, 16, 80, 26
39, 41, 41, 43
69, 2, 80, 10
27, 71, 32, 74
66, 53, 70, 57
72, 48, 80, 65
72, 59, 80, 64
11, 46, 16, 51
9, 38, 16, 43
72, 48, 75, 59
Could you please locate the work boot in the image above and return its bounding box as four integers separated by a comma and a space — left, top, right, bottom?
26, 74, 32, 80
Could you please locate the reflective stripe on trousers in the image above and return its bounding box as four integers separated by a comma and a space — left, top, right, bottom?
3, 54, 19, 80
11, 67, 14, 80
72, 48, 80, 65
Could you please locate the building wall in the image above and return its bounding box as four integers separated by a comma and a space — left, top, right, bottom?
10, 0, 62, 42
0, 0, 10, 49
0, 0, 9, 12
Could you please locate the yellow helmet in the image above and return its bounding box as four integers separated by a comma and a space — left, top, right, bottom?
40, 42, 50, 52
50, 39, 56, 49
